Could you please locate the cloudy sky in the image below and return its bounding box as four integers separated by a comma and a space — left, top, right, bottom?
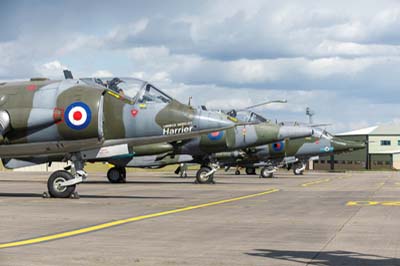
2, 0, 400, 132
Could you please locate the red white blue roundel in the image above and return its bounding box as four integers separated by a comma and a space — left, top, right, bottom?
272, 141, 285, 152
208, 131, 224, 141
64, 102, 92, 130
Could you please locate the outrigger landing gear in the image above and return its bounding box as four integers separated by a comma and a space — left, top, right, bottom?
196, 163, 219, 184
107, 167, 127, 183
46, 154, 87, 198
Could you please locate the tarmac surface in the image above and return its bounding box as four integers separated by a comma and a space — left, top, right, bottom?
0, 170, 400, 266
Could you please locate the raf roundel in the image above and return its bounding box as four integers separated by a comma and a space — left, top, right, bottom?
208, 131, 224, 141
64, 102, 92, 130
272, 141, 285, 152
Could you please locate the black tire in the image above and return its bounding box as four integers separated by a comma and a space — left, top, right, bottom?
245, 167, 256, 175
235, 170, 241, 175
293, 168, 304, 175
196, 166, 214, 184
107, 167, 125, 183
120, 167, 127, 183
260, 167, 274, 178
47, 170, 76, 198
293, 163, 304, 175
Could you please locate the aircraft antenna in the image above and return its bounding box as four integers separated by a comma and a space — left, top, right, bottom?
306, 107, 315, 124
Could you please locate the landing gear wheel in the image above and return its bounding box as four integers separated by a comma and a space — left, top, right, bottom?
107, 167, 126, 183
293, 168, 304, 175
196, 166, 214, 184
245, 167, 256, 175
235, 170, 241, 175
260, 167, 274, 178
293, 163, 305, 175
47, 170, 76, 198
120, 167, 127, 183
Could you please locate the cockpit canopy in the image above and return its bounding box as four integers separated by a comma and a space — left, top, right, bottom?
229, 110, 269, 123
309, 127, 333, 140
80, 77, 172, 104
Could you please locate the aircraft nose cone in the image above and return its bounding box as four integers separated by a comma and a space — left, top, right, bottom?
346, 140, 366, 151
278, 125, 313, 140
332, 138, 366, 152
194, 111, 235, 131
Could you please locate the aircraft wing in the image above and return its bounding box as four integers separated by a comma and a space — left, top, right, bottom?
0, 125, 234, 158
0, 138, 102, 158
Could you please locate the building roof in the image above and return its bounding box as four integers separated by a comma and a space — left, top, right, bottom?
337, 124, 400, 136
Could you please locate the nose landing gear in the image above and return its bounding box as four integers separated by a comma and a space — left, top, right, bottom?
45, 154, 87, 199
260, 166, 276, 178
107, 167, 127, 183
293, 162, 306, 175
196, 163, 219, 184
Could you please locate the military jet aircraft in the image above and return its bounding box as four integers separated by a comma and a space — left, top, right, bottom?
0, 72, 237, 198
216, 124, 366, 178
96, 107, 314, 184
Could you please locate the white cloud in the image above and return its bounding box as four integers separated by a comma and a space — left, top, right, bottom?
303, 57, 372, 78
106, 18, 149, 43
123, 46, 395, 85
35, 60, 67, 78
314, 40, 400, 57
3, 1, 400, 132
129, 46, 170, 61
56, 35, 102, 56
92, 70, 114, 77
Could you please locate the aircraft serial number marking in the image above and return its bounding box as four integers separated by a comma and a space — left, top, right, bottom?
0, 188, 279, 249
301, 178, 331, 187
347, 201, 400, 206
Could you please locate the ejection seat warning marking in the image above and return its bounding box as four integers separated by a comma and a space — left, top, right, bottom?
0, 188, 279, 249
347, 201, 400, 206
301, 178, 331, 187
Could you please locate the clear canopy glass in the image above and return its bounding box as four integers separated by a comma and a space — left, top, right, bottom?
80, 77, 172, 104
233, 110, 268, 123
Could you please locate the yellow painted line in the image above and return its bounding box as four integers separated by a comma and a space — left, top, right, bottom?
337, 174, 352, 180
395, 183, 400, 186
0, 188, 279, 249
347, 201, 400, 206
301, 178, 331, 187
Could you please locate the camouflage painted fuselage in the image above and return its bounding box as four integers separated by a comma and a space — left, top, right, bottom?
0, 78, 233, 167
176, 123, 312, 155
108, 122, 313, 168
215, 131, 366, 168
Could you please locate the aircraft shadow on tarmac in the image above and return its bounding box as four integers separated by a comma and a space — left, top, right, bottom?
246, 249, 400, 266
0, 192, 179, 199
84, 180, 191, 185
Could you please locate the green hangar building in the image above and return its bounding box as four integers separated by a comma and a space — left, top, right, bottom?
314, 124, 400, 171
